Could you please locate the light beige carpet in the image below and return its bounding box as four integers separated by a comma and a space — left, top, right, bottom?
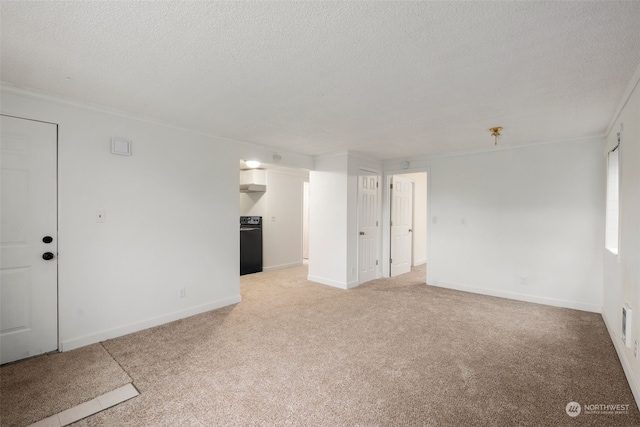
3, 265, 640, 426
68, 264, 639, 426
0, 343, 132, 427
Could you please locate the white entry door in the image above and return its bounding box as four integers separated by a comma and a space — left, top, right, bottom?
390, 175, 413, 276
358, 171, 378, 284
1, 115, 58, 364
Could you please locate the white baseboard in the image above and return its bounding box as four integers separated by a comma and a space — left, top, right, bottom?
60, 295, 242, 352
429, 280, 601, 313
263, 261, 303, 272
412, 259, 427, 267
602, 311, 640, 408
346, 279, 359, 289
307, 275, 348, 290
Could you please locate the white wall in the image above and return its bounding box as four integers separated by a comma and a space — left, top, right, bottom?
240, 169, 306, 271
385, 137, 606, 312
308, 152, 382, 289
602, 76, 640, 404
263, 170, 304, 270
239, 185, 267, 217
1, 88, 245, 351
308, 153, 349, 288
424, 139, 605, 312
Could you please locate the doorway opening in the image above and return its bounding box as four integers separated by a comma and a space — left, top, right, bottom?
388, 172, 427, 277
239, 161, 310, 274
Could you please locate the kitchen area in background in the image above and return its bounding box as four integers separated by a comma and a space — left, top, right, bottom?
239, 160, 309, 275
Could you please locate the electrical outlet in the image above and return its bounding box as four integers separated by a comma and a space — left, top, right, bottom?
179, 287, 186, 298
635, 340, 638, 359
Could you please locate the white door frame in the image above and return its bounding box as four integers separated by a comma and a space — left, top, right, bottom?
302, 181, 309, 260
381, 168, 430, 280
1, 114, 59, 363
356, 168, 381, 284
389, 175, 413, 276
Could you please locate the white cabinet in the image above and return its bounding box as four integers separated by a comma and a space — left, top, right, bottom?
240, 169, 266, 192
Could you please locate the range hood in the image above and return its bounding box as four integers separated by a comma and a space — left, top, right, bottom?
240, 169, 266, 192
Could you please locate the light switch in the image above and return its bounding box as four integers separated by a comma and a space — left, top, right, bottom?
270, 215, 276, 221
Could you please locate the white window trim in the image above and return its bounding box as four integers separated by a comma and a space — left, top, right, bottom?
605, 135, 620, 256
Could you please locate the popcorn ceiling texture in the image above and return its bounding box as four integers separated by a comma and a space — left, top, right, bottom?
1, 1, 640, 159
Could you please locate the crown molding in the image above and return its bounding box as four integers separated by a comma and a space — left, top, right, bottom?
384, 133, 605, 165
1, 82, 313, 166
606, 61, 640, 136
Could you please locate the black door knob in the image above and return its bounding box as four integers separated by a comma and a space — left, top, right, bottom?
42, 252, 54, 260
43, 236, 53, 244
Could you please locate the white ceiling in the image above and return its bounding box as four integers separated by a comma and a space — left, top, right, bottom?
2, 1, 640, 160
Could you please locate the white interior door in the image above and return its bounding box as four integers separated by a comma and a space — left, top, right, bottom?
390, 175, 413, 276
358, 171, 378, 284
1, 115, 58, 364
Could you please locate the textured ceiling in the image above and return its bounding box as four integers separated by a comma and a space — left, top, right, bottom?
2, 1, 640, 160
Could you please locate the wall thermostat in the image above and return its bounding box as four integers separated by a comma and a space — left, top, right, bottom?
111, 138, 132, 156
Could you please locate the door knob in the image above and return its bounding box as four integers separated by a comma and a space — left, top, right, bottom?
42, 236, 53, 244
42, 252, 55, 261
359, 231, 365, 235
408, 229, 413, 233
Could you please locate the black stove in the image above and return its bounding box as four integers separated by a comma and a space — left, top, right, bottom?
240, 216, 262, 275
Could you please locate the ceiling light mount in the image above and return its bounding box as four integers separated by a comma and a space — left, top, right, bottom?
490, 127, 503, 146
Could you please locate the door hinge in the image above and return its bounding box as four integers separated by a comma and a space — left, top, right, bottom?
376, 260, 378, 265
390, 258, 393, 264
390, 220, 393, 226
376, 181, 379, 188
376, 221, 378, 226
390, 183, 393, 189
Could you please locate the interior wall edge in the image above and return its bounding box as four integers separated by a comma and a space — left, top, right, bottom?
606, 60, 640, 136
263, 261, 304, 273
306, 275, 348, 290
428, 280, 602, 314
383, 134, 605, 172
0, 82, 315, 170
60, 295, 242, 352
346, 279, 359, 289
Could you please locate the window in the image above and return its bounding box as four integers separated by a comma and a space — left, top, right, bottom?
605, 142, 620, 255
